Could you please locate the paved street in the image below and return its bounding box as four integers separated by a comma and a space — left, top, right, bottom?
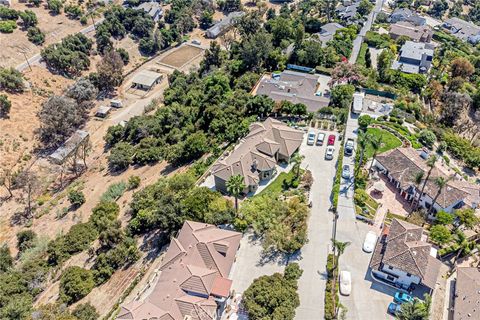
350, 0, 385, 63
295, 129, 340, 320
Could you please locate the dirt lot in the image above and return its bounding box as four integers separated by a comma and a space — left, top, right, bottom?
159, 44, 204, 69
0, 66, 74, 172
0, 1, 91, 68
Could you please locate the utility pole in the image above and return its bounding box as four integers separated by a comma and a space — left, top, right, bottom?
22, 52, 32, 72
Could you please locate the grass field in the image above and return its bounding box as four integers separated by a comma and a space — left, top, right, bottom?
259, 169, 300, 195
356, 43, 368, 66
365, 128, 402, 158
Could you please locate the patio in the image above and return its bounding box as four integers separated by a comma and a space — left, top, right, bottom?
367, 174, 412, 226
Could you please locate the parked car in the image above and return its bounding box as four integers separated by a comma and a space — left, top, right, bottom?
327, 134, 336, 146
307, 131, 316, 145
394, 292, 413, 304
342, 165, 351, 179
192, 39, 201, 45
325, 146, 335, 160
316, 133, 326, 146
362, 231, 377, 253
387, 302, 402, 315
344, 138, 354, 156
339, 271, 352, 296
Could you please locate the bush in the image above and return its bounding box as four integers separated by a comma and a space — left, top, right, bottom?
443, 131, 480, 169
17, 230, 37, 253
90, 201, 120, 231
72, 303, 99, 320
59, 266, 95, 304
100, 182, 127, 202
68, 190, 86, 208
19, 10, 37, 28
108, 142, 134, 171
47, 0, 63, 14
358, 114, 373, 129
429, 225, 452, 245
365, 31, 392, 48
127, 176, 141, 190
418, 129, 436, 148
27, 27, 45, 45
436, 211, 454, 225
0, 20, 17, 33
0, 7, 19, 20
0, 94, 11, 118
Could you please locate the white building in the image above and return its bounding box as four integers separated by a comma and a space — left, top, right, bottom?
369, 219, 441, 291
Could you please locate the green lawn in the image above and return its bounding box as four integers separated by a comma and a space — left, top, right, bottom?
365, 128, 402, 158
356, 43, 368, 66
258, 169, 300, 195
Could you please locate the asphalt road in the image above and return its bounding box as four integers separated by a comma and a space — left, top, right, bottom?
349, 0, 385, 63
295, 130, 340, 320
15, 21, 101, 72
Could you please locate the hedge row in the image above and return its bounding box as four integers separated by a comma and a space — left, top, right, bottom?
332, 146, 344, 211
324, 254, 339, 320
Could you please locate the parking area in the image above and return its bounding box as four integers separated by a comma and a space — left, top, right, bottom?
295, 128, 341, 319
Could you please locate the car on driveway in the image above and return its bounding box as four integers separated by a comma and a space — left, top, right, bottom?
327, 134, 336, 146
325, 146, 335, 160
394, 292, 413, 304
339, 271, 352, 296
307, 131, 316, 145
387, 302, 402, 315
362, 231, 377, 253
316, 133, 325, 146
342, 165, 351, 179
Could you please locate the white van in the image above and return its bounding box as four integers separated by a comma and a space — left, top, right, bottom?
110, 99, 123, 108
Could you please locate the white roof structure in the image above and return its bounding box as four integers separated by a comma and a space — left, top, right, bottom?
49, 130, 89, 164
352, 92, 364, 113
131, 70, 163, 88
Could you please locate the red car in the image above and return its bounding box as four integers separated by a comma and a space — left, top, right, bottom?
327, 135, 336, 146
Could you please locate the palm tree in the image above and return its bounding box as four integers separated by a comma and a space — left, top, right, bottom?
331, 239, 351, 270
428, 176, 450, 216
414, 155, 438, 211
226, 174, 246, 214
368, 135, 382, 173
410, 171, 424, 212
291, 153, 304, 180
355, 131, 371, 178
396, 294, 431, 320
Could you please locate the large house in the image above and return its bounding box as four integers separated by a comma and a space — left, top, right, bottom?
255, 70, 330, 112
211, 118, 304, 194
452, 267, 480, 320
315, 22, 344, 46
389, 21, 432, 43
373, 148, 479, 215
206, 11, 245, 39
443, 18, 480, 44
117, 221, 242, 320
388, 8, 426, 26
391, 41, 434, 74
370, 219, 441, 292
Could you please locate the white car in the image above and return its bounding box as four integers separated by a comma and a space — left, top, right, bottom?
325, 146, 335, 160
307, 131, 316, 145
363, 231, 378, 253
342, 165, 351, 179
339, 271, 352, 296
316, 133, 325, 146
192, 39, 201, 45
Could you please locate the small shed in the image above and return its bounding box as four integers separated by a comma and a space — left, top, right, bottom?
49, 130, 89, 164
131, 70, 163, 90
96, 105, 112, 118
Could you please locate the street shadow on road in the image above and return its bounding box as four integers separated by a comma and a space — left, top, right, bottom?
247, 233, 303, 267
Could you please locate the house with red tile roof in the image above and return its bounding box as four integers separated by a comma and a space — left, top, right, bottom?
117, 221, 242, 320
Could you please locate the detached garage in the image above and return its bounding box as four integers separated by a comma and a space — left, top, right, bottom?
131, 70, 163, 90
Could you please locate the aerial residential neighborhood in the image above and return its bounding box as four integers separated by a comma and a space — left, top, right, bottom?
1, 0, 480, 320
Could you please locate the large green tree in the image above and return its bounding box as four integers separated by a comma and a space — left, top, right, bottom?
59, 266, 95, 304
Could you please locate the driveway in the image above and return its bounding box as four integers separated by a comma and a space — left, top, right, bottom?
336, 110, 397, 319
295, 129, 340, 319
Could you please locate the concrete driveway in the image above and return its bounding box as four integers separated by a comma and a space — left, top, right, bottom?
294, 129, 340, 320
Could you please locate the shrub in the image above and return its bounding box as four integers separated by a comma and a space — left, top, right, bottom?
27, 27, 45, 45
108, 142, 134, 171
68, 190, 86, 208
72, 303, 99, 320
59, 266, 95, 304
358, 114, 372, 130
0, 7, 19, 20
100, 182, 127, 202
17, 230, 37, 253
19, 10, 37, 28
90, 201, 120, 231
127, 176, 141, 190
436, 211, 454, 225
418, 129, 436, 148
429, 225, 452, 245
0, 94, 11, 118
0, 20, 17, 33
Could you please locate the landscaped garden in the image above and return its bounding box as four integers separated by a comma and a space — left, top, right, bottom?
364, 127, 402, 158
354, 189, 379, 220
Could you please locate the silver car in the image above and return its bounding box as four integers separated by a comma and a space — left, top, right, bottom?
325, 146, 335, 160
342, 165, 351, 179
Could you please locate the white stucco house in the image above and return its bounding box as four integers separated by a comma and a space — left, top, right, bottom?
369, 219, 441, 292
372, 147, 479, 218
